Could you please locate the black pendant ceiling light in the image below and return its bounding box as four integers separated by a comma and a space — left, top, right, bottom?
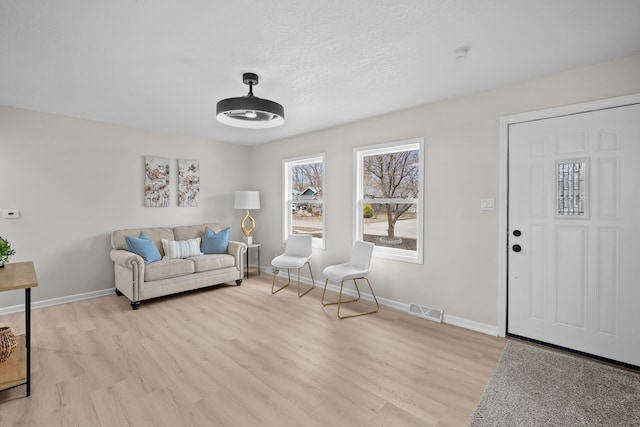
216, 72, 285, 129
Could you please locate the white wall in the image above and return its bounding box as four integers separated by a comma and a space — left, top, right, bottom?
249, 54, 640, 330
2, 54, 639, 326
0, 107, 250, 307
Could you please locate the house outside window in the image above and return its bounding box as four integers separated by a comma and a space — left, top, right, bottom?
354, 138, 423, 264
283, 154, 325, 249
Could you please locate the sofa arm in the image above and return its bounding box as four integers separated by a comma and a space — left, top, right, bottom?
109, 249, 144, 302
110, 249, 143, 270
227, 240, 247, 277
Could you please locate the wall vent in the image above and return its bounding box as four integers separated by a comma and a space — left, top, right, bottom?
408, 303, 443, 323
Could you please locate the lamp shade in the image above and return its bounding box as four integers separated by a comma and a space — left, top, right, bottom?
234, 191, 260, 210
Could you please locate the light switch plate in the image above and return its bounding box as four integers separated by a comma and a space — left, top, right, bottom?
480, 199, 495, 211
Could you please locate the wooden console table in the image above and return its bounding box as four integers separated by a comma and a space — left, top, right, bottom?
0, 261, 38, 397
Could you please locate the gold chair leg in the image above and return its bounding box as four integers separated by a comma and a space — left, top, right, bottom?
321, 278, 330, 305
321, 278, 360, 306
271, 268, 291, 294
272, 262, 314, 297
337, 278, 380, 319
297, 262, 314, 298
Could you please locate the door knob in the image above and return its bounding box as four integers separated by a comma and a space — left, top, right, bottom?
512, 244, 522, 252
513, 230, 521, 237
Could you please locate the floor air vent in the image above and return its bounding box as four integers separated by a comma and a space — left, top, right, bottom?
408, 304, 444, 323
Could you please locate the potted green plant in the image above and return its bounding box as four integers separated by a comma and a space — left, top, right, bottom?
0, 236, 16, 268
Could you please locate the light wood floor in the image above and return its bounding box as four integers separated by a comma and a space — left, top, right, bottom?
0, 276, 505, 426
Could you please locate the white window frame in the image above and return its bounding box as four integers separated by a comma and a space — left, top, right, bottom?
354, 138, 424, 264
282, 153, 325, 249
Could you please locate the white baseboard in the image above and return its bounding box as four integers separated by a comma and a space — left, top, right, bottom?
442, 314, 499, 336
268, 266, 499, 336
0, 288, 116, 316
2, 268, 499, 337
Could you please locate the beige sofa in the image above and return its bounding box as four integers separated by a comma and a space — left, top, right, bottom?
110, 223, 246, 309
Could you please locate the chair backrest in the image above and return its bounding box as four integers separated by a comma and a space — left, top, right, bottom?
349, 240, 374, 272
284, 234, 313, 258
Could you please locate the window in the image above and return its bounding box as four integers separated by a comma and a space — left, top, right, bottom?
283, 154, 325, 248
355, 138, 423, 263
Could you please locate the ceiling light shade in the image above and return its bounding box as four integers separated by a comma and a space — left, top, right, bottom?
216, 73, 285, 129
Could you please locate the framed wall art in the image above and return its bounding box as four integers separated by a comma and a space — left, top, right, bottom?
144, 156, 170, 207
178, 159, 200, 207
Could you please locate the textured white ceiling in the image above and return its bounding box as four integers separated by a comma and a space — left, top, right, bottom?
1, 0, 639, 145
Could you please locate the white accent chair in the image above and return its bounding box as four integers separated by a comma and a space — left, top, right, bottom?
271, 234, 315, 297
321, 240, 379, 319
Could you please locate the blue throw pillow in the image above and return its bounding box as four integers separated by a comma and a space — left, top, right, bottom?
201, 227, 230, 254
125, 232, 161, 264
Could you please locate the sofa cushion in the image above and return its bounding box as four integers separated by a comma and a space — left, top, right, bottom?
201, 227, 230, 254
144, 259, 195, 282
190, 254, 235, 273
161, 238, 202, 259
125, 232, 161, 264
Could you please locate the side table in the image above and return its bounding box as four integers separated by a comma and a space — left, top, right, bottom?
0, 261, 38, 398
245, 243, 261, 279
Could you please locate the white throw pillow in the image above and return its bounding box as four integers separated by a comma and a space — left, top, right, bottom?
161, 238, 202, 260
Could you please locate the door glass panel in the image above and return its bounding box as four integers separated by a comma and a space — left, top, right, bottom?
557, 159, 589, 218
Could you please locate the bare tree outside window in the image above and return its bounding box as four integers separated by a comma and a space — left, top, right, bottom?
356, 139, 423, 263
292, 163, 323, 193
364, 150, 419, 240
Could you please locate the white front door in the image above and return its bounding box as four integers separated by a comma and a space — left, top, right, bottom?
508, 103, 640, 367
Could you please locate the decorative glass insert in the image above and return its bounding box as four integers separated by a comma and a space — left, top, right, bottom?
557, 159, 589, 217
